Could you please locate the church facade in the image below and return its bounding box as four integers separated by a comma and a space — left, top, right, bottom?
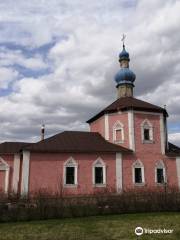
0, 44, 180, 196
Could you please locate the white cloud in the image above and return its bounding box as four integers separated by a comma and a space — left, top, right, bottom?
0, 67, 18, 89
0, 48, 47, 70
0, 0, 179, 146
169, 133, 180, 146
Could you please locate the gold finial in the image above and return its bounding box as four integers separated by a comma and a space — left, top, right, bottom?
121, 34, 126, 48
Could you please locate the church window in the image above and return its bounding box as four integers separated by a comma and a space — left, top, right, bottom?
66, 167, 75, 184
141, 119, 153, 143
155, 161, 166, 184
135, 168, 142, 183
113, 121, 124, 143
64, 157, 78, 186
144, 128, 150, 140
93, 158, 106, 186
95, 167, 103, 184
132, 160, 145, 185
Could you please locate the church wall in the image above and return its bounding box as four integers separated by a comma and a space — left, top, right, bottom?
108, 112, 129, 148
89, 116, 105, 137
0, 171, 5, 192
28, 153, 116, 195
121, 112, 179, 189
134, 112, 162, 154
122, 153, 178, 189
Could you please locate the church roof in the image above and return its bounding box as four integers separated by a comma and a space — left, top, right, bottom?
166, 142, 180, 156
0, 142, 30, 154
87, 97, 168, 123
24, 131, 131, 153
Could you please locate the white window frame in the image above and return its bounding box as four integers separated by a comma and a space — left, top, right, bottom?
113, 121, 124, 144
132, 160, 145, 185
141, 119, 153, 143
0, 157, 10, 193
92, 158, 106, 187
155, 160, 166, 184
63, 157, 78, 187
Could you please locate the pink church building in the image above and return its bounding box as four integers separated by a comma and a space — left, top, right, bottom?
0, 44, 180, 196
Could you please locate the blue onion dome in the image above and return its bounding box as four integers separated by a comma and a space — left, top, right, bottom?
115, 68, 136, 86
119, 45, 129, 61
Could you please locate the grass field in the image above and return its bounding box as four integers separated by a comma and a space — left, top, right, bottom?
0, 212, 179, 240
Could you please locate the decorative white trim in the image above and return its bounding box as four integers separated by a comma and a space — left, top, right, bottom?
104, 114, 109, 140
113, 121, 124, 143
92, 158, 106, 186
63, 157, 78, 187
128, 110, 135, 151
134, 110, 162, 116
141, 119, 153, 143
0, 157, 9, 170
116, 153, 122, 192
108, 111, 123, 116
21, 151, 30, 195
160, 114, 165, 154
132, 160, 145, 185
0, 157, 9, 193
12, 154, 20, 193
176, 157, 180, 189
155, 160, 166, 183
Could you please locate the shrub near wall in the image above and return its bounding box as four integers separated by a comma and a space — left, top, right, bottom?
0, 187, 180, 222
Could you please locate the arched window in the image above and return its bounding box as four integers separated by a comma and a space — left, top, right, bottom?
92, 158, 106, 186
132, 160, 145, 185
0, 157, 9, 193
141, 119, 153, 143
113, 121, 124, 143
155, 160, 166, 184
64, 157, 78, 186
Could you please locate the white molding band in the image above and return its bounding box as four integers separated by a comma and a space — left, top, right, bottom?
160, 114, 165, 154
128, 110, 135, 151
104, 114, 109, 140
21, 151, 30, 195
12, 154, 20, 193
116, 153, 122, 192
176, 157, 180, 189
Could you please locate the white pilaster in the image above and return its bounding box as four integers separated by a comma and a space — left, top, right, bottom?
160, 114, 165, 154
12, 154, 20, 193
128, 110, 135, 151
21, 151, 30, 195
116, 153, 123, 192
176, 157, 180, 189
104, 114, 109, 140
4, 167, 10, 193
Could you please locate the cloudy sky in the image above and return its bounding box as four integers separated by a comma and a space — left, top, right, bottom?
0, 0, 179, 146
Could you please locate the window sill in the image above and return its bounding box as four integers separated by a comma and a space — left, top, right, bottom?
156, 182, 167, 186
134, 183, 145, 187
142, 140, 154, 144
114, 140, 124, 144
93, 184, 106, 188
63, 184, 78, 188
